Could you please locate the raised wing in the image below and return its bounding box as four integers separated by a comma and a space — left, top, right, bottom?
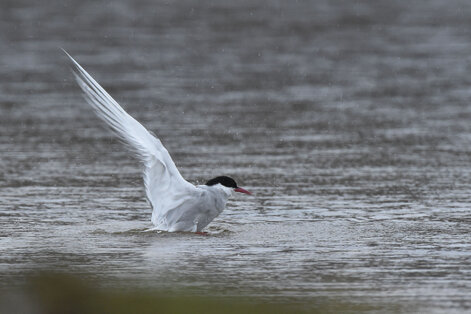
64, 50, 196, 221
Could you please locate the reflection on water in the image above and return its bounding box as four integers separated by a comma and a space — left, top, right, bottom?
1, 0, 471, 312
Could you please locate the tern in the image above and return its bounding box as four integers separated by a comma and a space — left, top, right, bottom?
64, 51, 251, 233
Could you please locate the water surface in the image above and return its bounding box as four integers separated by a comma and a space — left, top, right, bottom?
1, 0, 471, 312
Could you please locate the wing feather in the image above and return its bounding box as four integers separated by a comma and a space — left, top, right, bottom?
64, 50, 195, 221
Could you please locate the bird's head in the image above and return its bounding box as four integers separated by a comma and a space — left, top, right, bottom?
205, 176, 251, 195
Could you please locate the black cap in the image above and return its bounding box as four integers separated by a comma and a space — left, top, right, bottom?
205, 176, 238, 188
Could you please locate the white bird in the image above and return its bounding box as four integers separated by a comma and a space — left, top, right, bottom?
64, 50, 251, 233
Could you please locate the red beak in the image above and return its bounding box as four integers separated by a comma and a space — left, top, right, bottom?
234, 187, 251, 195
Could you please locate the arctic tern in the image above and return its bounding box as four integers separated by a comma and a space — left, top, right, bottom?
64, 51, 251, 233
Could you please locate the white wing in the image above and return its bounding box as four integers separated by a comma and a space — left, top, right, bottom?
64, 50, 196, 222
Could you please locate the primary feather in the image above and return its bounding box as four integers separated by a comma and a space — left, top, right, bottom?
64, 50, 200, 229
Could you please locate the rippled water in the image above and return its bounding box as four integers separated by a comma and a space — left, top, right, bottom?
2, 0, 471, 312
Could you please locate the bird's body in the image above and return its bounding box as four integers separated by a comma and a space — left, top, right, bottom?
65, 51, 250, 232
153, 184, 232, 232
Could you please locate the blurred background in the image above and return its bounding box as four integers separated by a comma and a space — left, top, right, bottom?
1, 0, 471, 312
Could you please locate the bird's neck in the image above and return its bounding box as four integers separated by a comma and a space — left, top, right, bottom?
211, 184, 233, 199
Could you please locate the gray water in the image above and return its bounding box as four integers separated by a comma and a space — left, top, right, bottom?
2, 0, 471, 312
